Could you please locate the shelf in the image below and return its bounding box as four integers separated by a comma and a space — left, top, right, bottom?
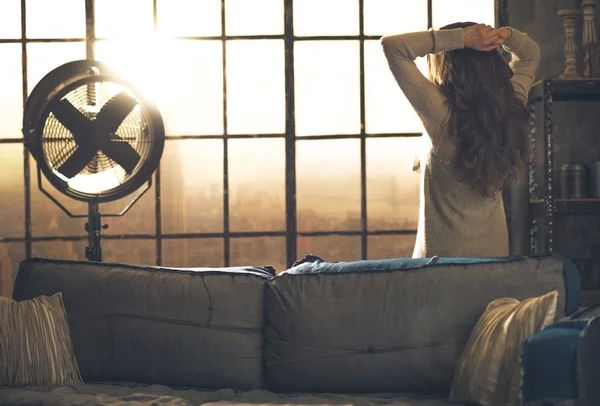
530, 198, 600, 215
529, 78, 600, 102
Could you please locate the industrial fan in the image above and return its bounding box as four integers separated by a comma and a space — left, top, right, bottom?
23, 60, 165, 261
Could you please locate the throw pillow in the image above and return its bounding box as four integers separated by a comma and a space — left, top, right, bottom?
0, 293, 82, 387
449, 290, 558, 406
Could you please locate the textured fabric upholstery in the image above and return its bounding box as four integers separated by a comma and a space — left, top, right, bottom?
12, 258, 273, 390
265, 254, 574, 394
0, 293, 82, 387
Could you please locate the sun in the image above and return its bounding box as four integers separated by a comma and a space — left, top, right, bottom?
94, 35, 177, 105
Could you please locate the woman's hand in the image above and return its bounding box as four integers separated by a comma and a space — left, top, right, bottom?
462, 24, 504, 52
496, 27, 512, 42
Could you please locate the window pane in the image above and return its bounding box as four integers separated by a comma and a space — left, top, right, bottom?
165, 41, 223, 135
365, 40, 427, 134
162, 238, 224, 268
102, 239, 155, 265
95, 0, 154, 39
0, 0, 21, 39
157, 0, 221, 37
226, 40, 285, 134
225, 0, 283, 36
27, 43, 86, 96
0, 242, 25, 297
161, 140, 224, 234
368, 235, 416, 260
95, 40, 224, 136
294, 0, 358, 36
364, 0, 428, 36
0, 45, 23, 138
31, 175, 88, 237
26, 0, 85, 38
295, 41, 360, 136
229, 139, 285, 232
101, 180, 156, 235
0, 145, 25, 238
432, 0, 495, 29
367, 138, 420, 230
32, 241, 87, 261
297, 236, 361, 262
297, 140, 360, 232
230, 237, 286, 273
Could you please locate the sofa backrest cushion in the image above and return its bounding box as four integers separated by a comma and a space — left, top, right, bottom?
264, 254, 579, 394
13, 258, 273, 391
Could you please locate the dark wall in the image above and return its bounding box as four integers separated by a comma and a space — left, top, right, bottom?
507, 0, 600, 289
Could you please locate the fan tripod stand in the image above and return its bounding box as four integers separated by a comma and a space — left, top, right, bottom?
85, 202, 107, 261
34, 173, 152, 263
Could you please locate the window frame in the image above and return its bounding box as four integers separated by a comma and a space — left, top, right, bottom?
0, 0, 507, 269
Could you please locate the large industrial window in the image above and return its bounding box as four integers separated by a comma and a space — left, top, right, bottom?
0, 0, 498, 294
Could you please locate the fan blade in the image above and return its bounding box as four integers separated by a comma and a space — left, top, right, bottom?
96, 91, 138, 134
102, 138, 141, 174
57, 146, 97, 178
49, 99, 93, 147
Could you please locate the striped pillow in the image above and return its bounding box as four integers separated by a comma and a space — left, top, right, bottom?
0, 293, 82, 387
450, 290, 558, 406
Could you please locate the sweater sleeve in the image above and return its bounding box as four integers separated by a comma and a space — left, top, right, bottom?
380, 29, 464, 133
501, 27, 541, 102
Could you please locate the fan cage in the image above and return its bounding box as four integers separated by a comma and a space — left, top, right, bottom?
33, 74, 164, 203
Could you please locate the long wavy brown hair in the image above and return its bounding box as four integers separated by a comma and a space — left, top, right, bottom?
428, 21, 530, 199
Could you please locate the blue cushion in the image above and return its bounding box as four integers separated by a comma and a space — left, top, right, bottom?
288, 254, 581, 316
522, 321, 587, 403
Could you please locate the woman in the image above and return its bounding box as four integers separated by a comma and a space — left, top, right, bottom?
381, 23, 540, 258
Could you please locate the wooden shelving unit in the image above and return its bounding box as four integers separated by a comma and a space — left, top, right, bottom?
530, 198, 600, 216
528, 79, 600, 253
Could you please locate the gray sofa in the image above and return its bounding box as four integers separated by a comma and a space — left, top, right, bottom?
0, 254, 595, 406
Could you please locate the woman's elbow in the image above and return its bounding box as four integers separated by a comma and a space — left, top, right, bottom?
380, 36, 392, 53
380, 35, 402, 59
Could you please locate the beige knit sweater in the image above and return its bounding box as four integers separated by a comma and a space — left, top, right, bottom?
381, 27, 540, 258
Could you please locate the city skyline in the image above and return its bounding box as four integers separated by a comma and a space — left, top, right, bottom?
0, 141, 419, 296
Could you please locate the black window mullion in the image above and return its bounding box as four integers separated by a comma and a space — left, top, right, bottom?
428, 0, 433, 29
151, 0, 163, 266
20, 0, 31, 260
359, 0, 367, 260
284, 0, 297, 268
221, 0, 231, 267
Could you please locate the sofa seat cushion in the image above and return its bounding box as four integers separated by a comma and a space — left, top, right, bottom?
12, 258, 274, 391
265, 254, 575, 394
0, 383, 456, 406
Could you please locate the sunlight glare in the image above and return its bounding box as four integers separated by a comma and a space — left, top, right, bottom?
26, 0, 85, 39
94, 37, 179, 108
95, 39, 224, 136
295, 41, 361, 136
432, 0, 495, 28
294, 0, 359, 36
0, 0, 21, 38
365, 40, 426, 134
364, 0, 427, 36
225, 0, 284, 35
157, 0, 222, 37
27, 42, 86, 95
226, 40, 285, 134
95, 0, 154, 39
